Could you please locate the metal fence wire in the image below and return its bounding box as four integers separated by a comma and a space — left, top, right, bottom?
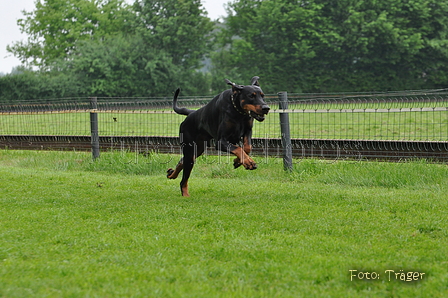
0, 89, 447, 161
260, 91, 448, 141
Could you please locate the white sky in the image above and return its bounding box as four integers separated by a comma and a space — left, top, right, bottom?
0, 0, 229, 74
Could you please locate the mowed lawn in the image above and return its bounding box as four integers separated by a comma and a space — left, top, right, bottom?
0, 150, 447, 297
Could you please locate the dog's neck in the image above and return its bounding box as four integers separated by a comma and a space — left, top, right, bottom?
231, 93, 248, 116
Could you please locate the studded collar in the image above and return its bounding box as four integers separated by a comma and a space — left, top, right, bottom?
231, 93, 248, 116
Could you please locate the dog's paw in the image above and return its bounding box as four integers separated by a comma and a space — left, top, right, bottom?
233, 158, 243, 169
247, 163, 257, 170
167, 168, 175, 178
243, 159, 257, 170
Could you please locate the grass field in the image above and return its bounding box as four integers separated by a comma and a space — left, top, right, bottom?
0, 150, 447, 297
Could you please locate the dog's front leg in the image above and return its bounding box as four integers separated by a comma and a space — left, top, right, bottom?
231, 146, 257, 170
233, 135, 253, 169
218, 139, 257, 170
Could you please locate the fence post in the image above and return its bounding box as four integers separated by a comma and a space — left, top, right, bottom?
90, 97, 100, 160
278, 92, 293, 171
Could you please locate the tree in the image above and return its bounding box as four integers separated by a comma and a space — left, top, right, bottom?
7, 0, 131, 69
214, 0, 448, 92
213, 0, 329, 92
6, 0, 215, 98
0, 66, 86, 101
132, 0, 214, 70
52, 34, 211, 97
318, 0, 448, 91
61, 35, 179, 97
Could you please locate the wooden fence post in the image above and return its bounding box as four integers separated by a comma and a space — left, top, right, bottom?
90, 97, 100, 160
278, 92, 293, 171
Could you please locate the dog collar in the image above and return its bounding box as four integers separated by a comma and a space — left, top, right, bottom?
231, 94, 248, 116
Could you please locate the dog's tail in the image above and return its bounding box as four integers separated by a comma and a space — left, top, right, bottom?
173, 88, 194, 116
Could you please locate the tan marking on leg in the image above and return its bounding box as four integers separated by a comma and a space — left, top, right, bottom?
243, 136, 252, 154
167, 162, 183, 179
181, 182, 190, 197
231, 147, 256, 170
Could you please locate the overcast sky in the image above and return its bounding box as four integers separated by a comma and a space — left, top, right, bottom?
0, 0, 229, 74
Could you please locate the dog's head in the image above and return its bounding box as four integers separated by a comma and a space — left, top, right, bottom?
226, 76, 270, 122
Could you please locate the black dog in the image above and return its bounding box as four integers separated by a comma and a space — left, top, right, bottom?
167, 76, 270, 196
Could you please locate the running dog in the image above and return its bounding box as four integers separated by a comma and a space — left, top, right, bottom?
167, 76, 270, 196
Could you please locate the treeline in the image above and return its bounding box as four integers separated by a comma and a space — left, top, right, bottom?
1, 0, 448, 101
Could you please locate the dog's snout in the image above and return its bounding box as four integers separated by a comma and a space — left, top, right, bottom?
262, 105, 270, 114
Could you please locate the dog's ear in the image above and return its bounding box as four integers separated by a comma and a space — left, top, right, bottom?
225, 79, 234, 86
225, 79, 243, 91
250, 76, 260, 86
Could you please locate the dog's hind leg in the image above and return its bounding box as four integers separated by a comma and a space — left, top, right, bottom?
179, 141, 205, 196
167, 157, 183, 179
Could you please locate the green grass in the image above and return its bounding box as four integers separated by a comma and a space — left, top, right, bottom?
0, 150, 447, 297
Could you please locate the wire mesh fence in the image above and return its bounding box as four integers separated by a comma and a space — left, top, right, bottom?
0, 89, 447, 141
1, 89, 447, 162
0, 96, 210, 137
259, 90, 448, 141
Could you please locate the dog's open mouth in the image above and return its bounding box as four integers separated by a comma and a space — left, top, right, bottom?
250, 111, 266, 122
